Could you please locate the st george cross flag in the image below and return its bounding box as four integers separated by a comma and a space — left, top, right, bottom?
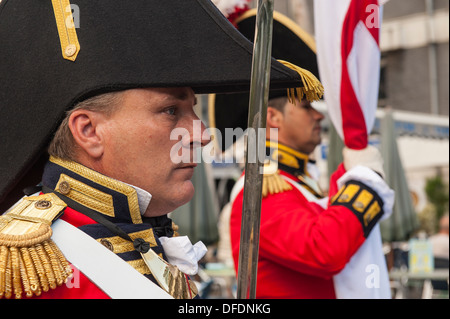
314, 0, 386, 149
314, 0, 392, 299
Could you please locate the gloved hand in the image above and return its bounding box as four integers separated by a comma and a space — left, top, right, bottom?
342, 145, 385, 179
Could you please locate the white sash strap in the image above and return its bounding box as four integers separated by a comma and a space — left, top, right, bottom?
51, 219, 172, 299
281, 175, 328, 207
230, 174, 326, 207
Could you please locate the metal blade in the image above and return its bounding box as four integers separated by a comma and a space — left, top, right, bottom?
236, 0, 274, 299
140, 249, 170, 293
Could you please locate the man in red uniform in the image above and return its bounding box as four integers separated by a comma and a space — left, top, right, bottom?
212, 9, 394, 299
229, 100, 392, 298
0, 1, 306, 299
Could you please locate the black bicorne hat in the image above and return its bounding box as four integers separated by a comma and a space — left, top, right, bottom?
0, 0, 310, 207
209, 9, 322, 153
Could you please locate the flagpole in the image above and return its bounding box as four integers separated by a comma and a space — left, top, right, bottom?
236, 0, 274, 299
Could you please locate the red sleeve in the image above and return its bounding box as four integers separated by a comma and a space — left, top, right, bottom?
230, 182, 366, 280
31, 264, 110, 299
328, 163, 347, 199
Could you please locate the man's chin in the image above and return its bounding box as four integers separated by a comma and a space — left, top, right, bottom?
144, 183, 194, 217
173, 181, 195, 206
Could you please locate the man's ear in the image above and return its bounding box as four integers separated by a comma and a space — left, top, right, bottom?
68, 109, 105, 159
266, 106, 283, 129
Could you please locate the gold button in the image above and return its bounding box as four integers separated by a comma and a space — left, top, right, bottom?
35, 200, 52, 210
354, 201, 365, 209
59, 181, 71, 195
65, 44, 77, 57
100, 239, 114, 252
340, 194, 349, 200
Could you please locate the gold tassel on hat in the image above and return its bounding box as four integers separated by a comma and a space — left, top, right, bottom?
0, 193, 72, 299
277, 60, 324, 103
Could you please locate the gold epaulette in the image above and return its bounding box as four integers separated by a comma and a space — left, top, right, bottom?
262, 161, 292, 198
0, 193, 72, 299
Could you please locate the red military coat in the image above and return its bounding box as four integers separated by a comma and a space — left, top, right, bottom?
34, 206, 110, 299
0, 156, 190, 299
229, 144, 385, 299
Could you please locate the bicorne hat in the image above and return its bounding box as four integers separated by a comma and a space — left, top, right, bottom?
209, 8, 322, 153
0, 0, 307, 207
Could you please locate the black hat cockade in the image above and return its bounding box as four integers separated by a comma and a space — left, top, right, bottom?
0, 0, 311, 205
209, 8, 323, 153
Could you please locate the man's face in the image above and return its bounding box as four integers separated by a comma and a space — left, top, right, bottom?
277, 99, 324, 154
97, 87, 209, 217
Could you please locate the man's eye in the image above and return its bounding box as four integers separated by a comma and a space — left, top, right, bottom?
164, 107, 176, 115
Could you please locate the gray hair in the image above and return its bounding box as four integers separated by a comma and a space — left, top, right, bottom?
48, 91, 124, 161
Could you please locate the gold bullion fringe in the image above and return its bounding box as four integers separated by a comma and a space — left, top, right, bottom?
0, 237, 72, 299
277, 59, 324, 103
262, 170, 292, 198
172, 222, 179, 237
165, 264, 198, 299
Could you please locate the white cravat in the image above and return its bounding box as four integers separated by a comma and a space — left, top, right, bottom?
126, 183, 207, 275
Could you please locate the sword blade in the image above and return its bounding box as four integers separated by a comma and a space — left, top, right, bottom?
140, 249, 170, 292
236, 0, 274, 300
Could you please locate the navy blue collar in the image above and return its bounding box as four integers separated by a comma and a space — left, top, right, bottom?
42, 156, 143, 224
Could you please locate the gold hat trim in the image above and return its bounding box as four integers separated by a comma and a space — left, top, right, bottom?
235, 9, 317, 53
207, 93, 221, 154
51, 0, 80, 61
207, 9, 323, 152
235, 9, 323, 102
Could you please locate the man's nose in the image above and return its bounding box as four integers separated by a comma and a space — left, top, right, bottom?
313, 108, 325, 121
182, 119, 211, 148
192, 119, 211, 147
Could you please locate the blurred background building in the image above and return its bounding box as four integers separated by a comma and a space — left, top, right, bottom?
249, 0, 449, 117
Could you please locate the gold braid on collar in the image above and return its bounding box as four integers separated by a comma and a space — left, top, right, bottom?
267, 141, 310, 175
265, 141, 324, 198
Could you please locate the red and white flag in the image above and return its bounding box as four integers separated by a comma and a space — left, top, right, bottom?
315, 0, 386, 149
315, 0, 392, 299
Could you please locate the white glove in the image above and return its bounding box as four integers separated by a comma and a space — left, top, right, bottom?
343, 145, 385, 179
159, 236, 207, 275
337, 166, 395, 221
